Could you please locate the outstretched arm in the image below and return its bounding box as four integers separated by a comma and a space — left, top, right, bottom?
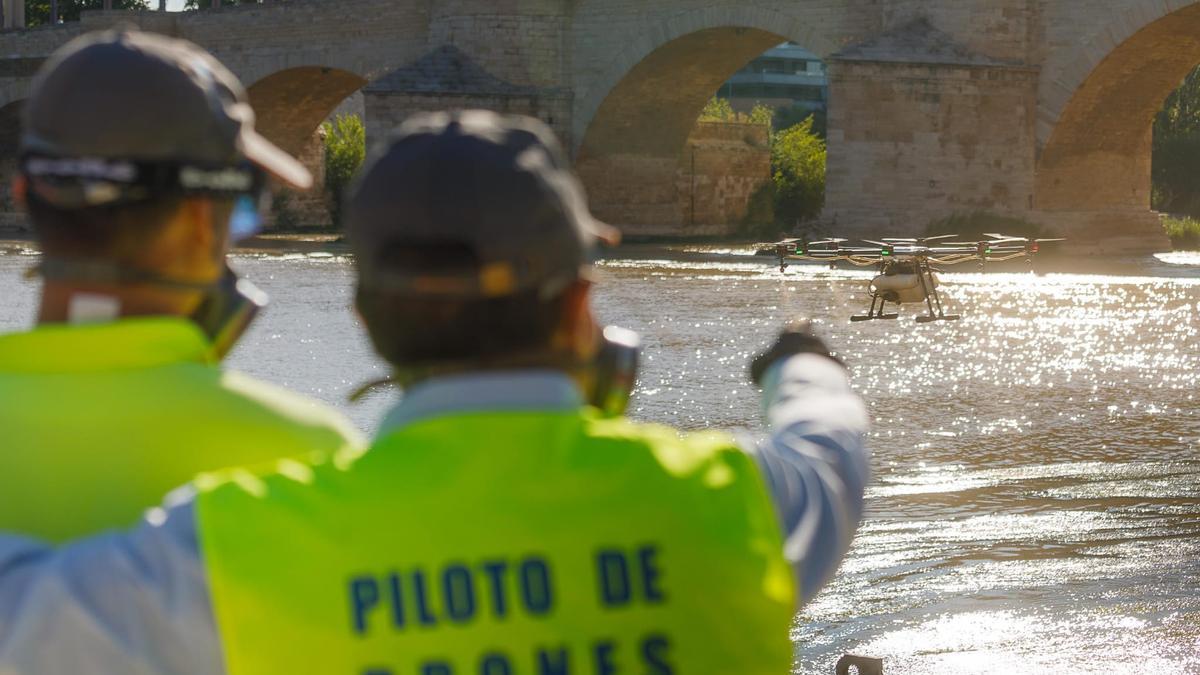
747, 344, 871, 608
0, 490, 222, 675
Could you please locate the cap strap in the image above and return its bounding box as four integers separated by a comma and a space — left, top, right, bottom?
21, 155, 265, 208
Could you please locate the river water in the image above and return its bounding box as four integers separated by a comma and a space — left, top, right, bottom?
1, 243, 1198, 673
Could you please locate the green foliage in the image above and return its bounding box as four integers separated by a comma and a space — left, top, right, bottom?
699, 97, 737, 122
741, 181, 777, 236
698, 98, 775, 129
1153, 66, 1200, 217
925, 211, 1046, 239
698, 99, 826, 229
774, 106, 827, 138
1156, 67, 1200, 136
1151, 134, 1200, 216
183, 0, 260, 8
1163, 215, 1200, 249
25, 0, 148, 26
770, 115, 826, 224
747, 103, 775, 130
322, 114, 366, 228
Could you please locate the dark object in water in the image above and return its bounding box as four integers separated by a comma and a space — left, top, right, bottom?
836, 653, 884, 675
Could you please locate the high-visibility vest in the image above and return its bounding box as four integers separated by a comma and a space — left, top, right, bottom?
197, 410, 794, 675
0, 317, 363, 541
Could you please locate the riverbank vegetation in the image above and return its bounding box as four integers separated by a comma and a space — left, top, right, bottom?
769, 116, 827, 225
322, 114, 366, 228
1154, 67, 1200, 219
699, 97, 827, 236
1163, 216, 1200, 249
1151, 66, 1200, 249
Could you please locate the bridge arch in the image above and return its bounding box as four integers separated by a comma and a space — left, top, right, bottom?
574, 25, 800, 233
246, 66, 369, 157
1035, 1, 1200, 221
572, 7, 840, 151
577, 26, 790, 161
0, 77, 31, 115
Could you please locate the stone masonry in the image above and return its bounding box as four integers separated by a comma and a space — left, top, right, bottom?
268, 126, 331, 230
579, 121, 771, 238
823, 19, 1040, 233
3, 0, 1200, 251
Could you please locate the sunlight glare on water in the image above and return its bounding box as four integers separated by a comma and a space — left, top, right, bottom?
1, 244, 1198, 673
589, 250, 1200, 674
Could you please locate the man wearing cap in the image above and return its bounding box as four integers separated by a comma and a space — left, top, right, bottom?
0, 111, 867, 674
0, 29, 362, 542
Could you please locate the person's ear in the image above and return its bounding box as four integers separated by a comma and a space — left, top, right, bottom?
556, 279, 598, 359
181, 197, 216, 251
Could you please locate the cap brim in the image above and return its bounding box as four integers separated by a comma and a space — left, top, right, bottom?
586, 216, 621, 247
241, 129, 313, 190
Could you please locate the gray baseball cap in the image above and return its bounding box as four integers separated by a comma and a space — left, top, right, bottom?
347, 110, 618, 299
20, 28, 311, 191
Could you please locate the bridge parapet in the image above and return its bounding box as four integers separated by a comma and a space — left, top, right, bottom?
0, 0, 1195, 249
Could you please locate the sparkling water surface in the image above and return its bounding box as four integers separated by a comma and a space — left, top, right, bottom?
1, 243, 1198, 673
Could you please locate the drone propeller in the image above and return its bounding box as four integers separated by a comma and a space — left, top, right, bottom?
984, 233, 1065, 244
882, 234, 959, 246
809, 238, 848, 247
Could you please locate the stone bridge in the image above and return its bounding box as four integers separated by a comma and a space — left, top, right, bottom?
2, 0, 1198, 252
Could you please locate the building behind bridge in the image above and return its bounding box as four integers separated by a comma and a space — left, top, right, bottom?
720, 42, 828, 124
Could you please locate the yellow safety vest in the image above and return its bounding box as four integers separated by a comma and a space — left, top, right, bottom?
197, 410, 794, 675
0, 317, 363, 541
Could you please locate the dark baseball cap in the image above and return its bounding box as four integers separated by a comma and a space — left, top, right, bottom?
347, 110, 618, 299
20, 29, 311, 192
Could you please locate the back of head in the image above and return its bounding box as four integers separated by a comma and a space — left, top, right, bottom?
18, 29, 311, 262
347, 110, 616, 371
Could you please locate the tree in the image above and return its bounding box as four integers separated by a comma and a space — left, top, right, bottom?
25, 0, 149, 26
699, 97, 737, 122
770, 115, 826, 224
183, 0, 259, 8
747, 103, 774, 130
698, 97, 774, 129
322, 114, 366, 228
1156, 66, 1200, 136
1153, 66, 1200, 216
774, 106, 827, 139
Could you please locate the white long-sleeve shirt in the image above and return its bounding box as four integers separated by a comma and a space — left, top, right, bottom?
0, 354, 869, 674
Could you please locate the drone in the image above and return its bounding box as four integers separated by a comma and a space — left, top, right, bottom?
766, 233, 1064, 323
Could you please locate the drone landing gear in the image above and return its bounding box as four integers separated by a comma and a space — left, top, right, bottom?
915, 266, 960, 323
915, 314, 961, 323
850, 295, 900, 322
